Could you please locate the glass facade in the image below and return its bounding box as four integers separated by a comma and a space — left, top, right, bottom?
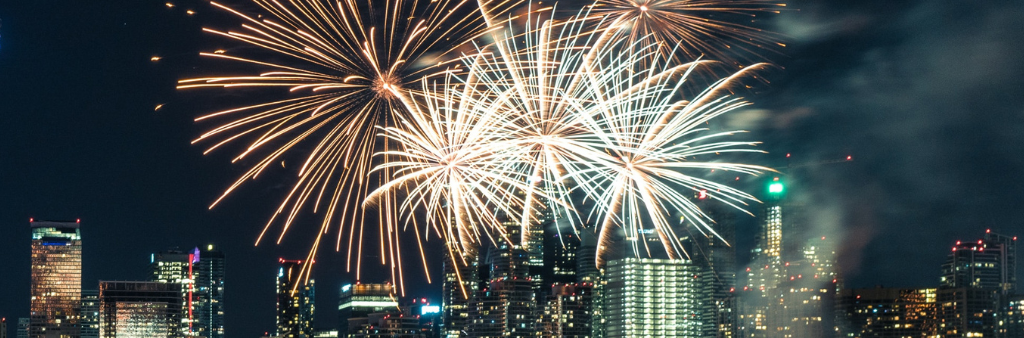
605, 258, 704, 338
98, 281, 183, 338
30, 220, 82, 338
441, 250, 477, 338
338, 283, 398, 337
837, 287, 938, 338
81, 290, 100, 338
277, 260, 315, 338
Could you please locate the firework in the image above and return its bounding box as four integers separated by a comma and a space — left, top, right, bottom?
372, 8, 772, 268
178, 0, 518, 290
589, 0, 786, 67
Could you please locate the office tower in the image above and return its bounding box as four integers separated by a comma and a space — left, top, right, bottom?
81, 290, 100, 338
836, 287, 938, 338
2, 318, 7, 338
98, 281, 184, 338
467, 231, 537, 338
338, 283, 397, 337
539, 284, 592, 338
17, 318, 28, 338
405, 298, 442, 338
1007, 295, 1024, 338
196, 245, 225, 338
313, 330, 339, 338
150, 248, 199, 336
543, 227, 581, 286
277, 259, 315, 338
30, 220, 82, 338
441, 249, 478, 338
686, 193, 737, 338
346, 312, 423, 338
937, 287, 1000, 337
605, 258, 704, 338
576, 231, 604, 338
942, 230, 1017, 293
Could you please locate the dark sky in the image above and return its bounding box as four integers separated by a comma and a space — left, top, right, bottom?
1, 1, 1023, 338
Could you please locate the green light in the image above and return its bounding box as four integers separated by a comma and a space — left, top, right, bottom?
769, 183, 784, 193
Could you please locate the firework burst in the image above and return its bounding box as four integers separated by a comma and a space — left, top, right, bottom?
589, 0, 786, 67
178, 0, 518, 289
372, 8, 773, 268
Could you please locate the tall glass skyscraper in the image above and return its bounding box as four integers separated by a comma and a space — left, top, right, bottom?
150, 248, 198, 336
80, 290, 100, 338
197, 245, 225, 338
442, 249, 478, 338
277, 260, 315, 338
30, 220, 82, 338
605, 258, 704, 338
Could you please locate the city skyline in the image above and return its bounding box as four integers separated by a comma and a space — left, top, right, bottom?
3, 1, 1024, 338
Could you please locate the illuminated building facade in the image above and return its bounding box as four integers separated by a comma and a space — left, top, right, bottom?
942, 231, 1017, 293
685, 193, 737, 338
575, 231, 603, 338
338, 283, 397, 337
544, 229, 581, 286
277, 260, 315, 338
605, 258, 704, 338
196, 246, 225, 338
1006, 295, 1024, 338
936, 287, 999, 337
150, 248, 199, 336
441, 249, 477, 338
836, 287, 938, 338
81, 290, 99, 338
98, 281, 183, 338
30, 220, 82, 338
467, 235, 537, 338
539, 284, 592, 338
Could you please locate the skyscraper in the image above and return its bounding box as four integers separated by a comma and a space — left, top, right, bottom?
81, 290, 99, 338
16, 318, 28, 338
150, 248, 199, 336
196, 245, 225, 338
604, 258, 704, 338
30, 220, 82, 338
836, 287, 938, 338
277, 259, 315, 338
338, 283, 397, 337
467, 227, 537, 338
2, 318, 7, 338
98, 281, 184, 338
685, 193, 737, 338
441, 249, 477, 338
942, 230, 1017, 293
539, 284, 592, 338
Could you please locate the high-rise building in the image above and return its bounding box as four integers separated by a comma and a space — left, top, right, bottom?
942, 230, 1017, 293
576, 230, 603, 338
1006, 295, 1024, 338
30, 220, 82, 338
604, 258, 704, 338
441, 249, 477, 338
543, 228, 581, 286
17, 318, 28, 338
338, 283, 398, 337
539, 284, 592, 338
150, 248, 199, 336
196, 245, 225, 338
685, 193, 737, 338
277, 259, 315, 338
467, 233, 537, 338
2, 318, 7, 338
937, 287, 1000, 337
98, 281, 184, 338
81, 290, 100, 338
836, 287, 938, 338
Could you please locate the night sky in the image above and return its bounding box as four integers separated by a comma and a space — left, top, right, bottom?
2, 1, 1023, 338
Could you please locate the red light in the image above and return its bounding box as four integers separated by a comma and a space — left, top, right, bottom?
786, 153, 791, 158
421, 298, 427, 303
735, 177, 740, 180
956, 241, 961, 245
698, 190, 708, 200
29, 218, 33, 222
846, 155, 852, 160
979, 240, 983, 244
1014, 237, 1017, 241
821, 236, 826, 240
986, 229, 991, 233
773, 177, 780, 181
76, 218, 81, 223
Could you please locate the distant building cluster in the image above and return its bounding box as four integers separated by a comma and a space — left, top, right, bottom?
10, 178, 1023, 338
17, 219, 225, 338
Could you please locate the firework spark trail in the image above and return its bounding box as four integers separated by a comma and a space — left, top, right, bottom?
179, 0, 519, 292
588, 0, 786, 67
373, 8, 773, 268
